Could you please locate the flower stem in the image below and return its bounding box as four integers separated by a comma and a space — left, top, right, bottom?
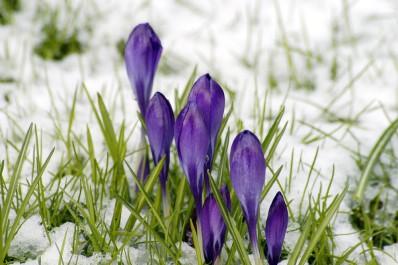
253, 244, 263, 265
162, 187, 170, 218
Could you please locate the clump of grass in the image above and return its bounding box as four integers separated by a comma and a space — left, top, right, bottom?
34, 12, 84, 61
0, 125, 55, 263
350, 194, 398, 249
340, 115, 398, 263
354, 118, 398, 201
0, 41, 363, 264
0, 78, 353, 264
285, 150, 351, 265
0, 0, 20, 25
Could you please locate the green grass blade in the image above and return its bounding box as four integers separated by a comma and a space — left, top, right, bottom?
124, 157, 165, 230
266, 121, 288, 163
2, 147, 54, 261
1, 123, 33, 238
261, 106, 285, 153
130, 162, 168, 234
354, 118, 398, 201
97, 93, 119, 161
175, 66, 197, 113
261, 165, 282, 202
116, 195, 179, 260
86, 127, 97, 183
287, 210, 314, 265
66, 203, 103, 252
189, 219, 203, 265
298, 188, 346, 265
216, 128, 230, 186
171, 174, 186, 235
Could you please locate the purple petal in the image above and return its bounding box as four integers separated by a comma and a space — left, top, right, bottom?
266, 192, 288, 265
200, 186, 230, 264
220, 185, 231, 211
188, 73, 225, 163
125, 23, 162, 116
145, 92, 175, 191
229, 130, 265, 247
175, 102, 210, 208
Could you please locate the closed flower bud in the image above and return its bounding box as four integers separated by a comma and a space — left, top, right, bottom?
200, 186, 230, 264
265, 192, 288, 265
175, 102, 210, 211
145, 92, 175, 195
229, 130, 265, 254
188, 74, 225, 166
125, 23, 162, 116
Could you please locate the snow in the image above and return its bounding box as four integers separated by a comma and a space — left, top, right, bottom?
13, 222, 112, 265
1, 0, 398, 263
376, 244, 398, 264
9, 215, 49, 259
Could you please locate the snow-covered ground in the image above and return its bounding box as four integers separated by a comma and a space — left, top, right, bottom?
1, 0, 398, 264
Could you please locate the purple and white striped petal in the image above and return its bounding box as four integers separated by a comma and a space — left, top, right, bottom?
125, 23, 162, 116
265, 192, 288, 265
230, 130, 265, 250
175, 102, 210, 210
145, 92, 174, 193
188, 74, 225, 164
200, 186, 230, 264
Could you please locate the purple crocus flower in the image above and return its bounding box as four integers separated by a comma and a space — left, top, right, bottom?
188, 74, 225, 167
145, 92, 175, 196
175, 102, 210, 212
125, 23, 162, 116
265, 192, 288, 265
200, 186, 231, 264
229, 130, 265, 255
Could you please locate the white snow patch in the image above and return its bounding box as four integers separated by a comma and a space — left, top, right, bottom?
9, 215, 49, 259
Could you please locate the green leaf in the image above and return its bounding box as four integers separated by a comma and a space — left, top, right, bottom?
97, 93, 119, 161
175, 66, 197, 113
124, 157, 165, 230
288, 187, 347, 265
354, 118, 398, 201
171, 174, 187, 240
1, 124, 33, 234
260, 165, 282, 202
298, 188, 346, 265
1, 145, 54, 262
116, 194, 179, 260
130, 160, 169, 234
189, 219, 203, 265
262, 106, 285, 153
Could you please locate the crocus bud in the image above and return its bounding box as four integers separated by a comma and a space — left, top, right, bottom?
229, 130, 265, 253
175, 102, 210, 211
145, 92, 175, 195
200, 186, 230, 264
125, 23, 162, 116
188, 74, 225, 166
265, 192, 288, 265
